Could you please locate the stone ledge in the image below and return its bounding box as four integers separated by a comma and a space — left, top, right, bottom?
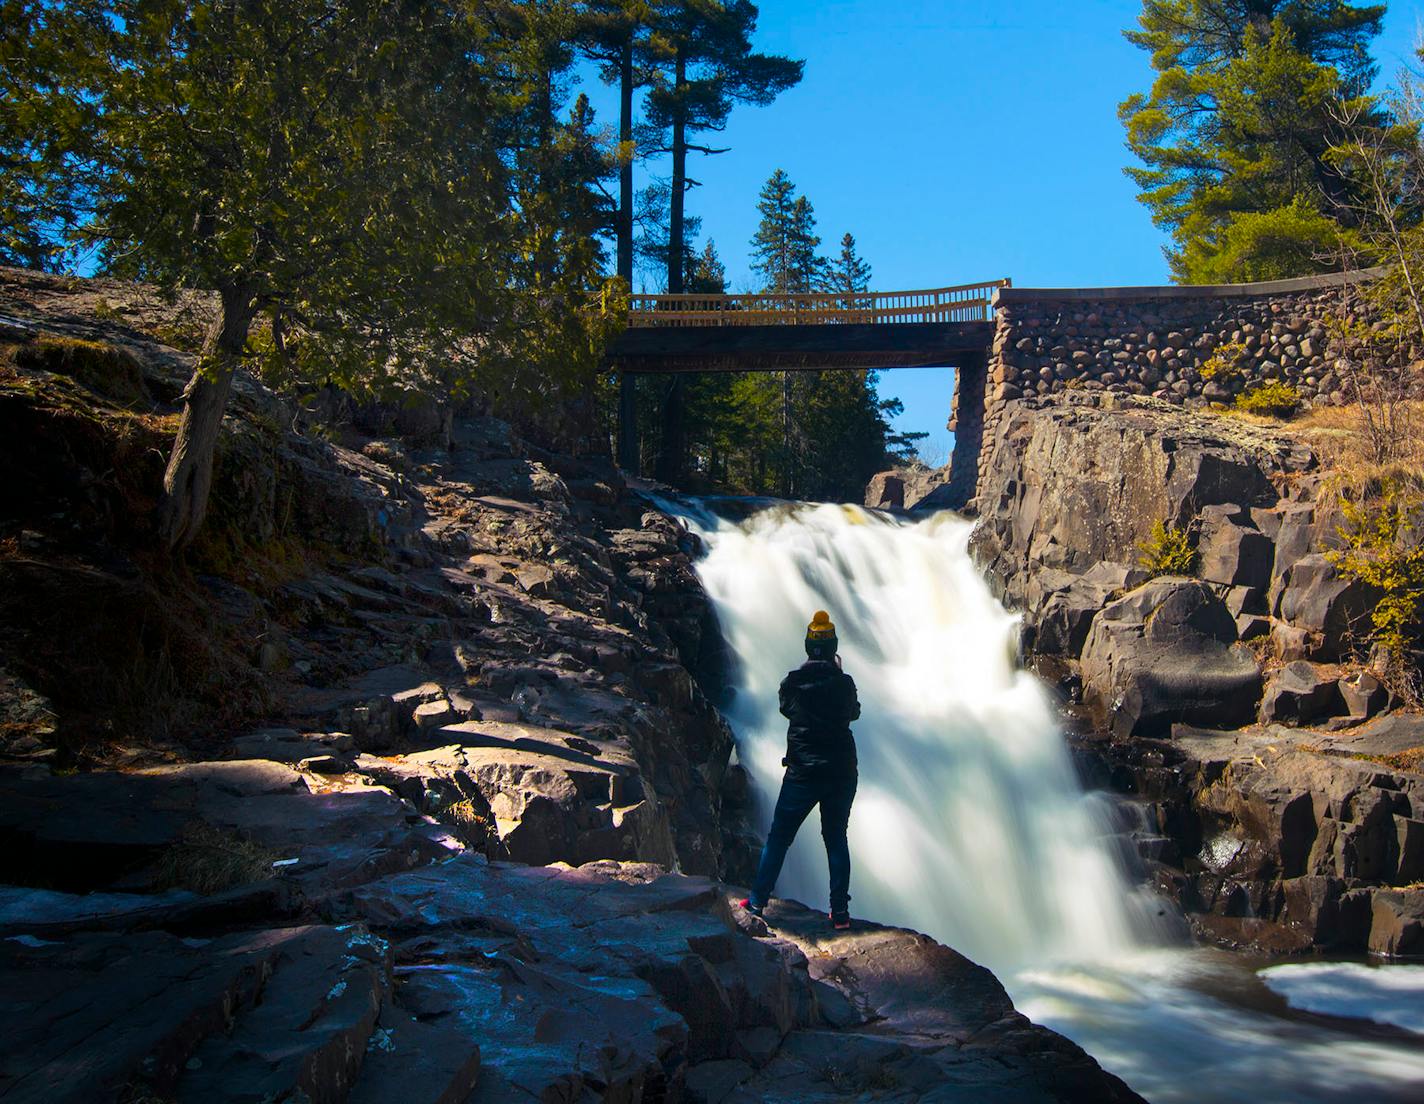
992, 267, 1385, 306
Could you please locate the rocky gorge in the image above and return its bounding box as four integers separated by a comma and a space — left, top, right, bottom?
0, 267, 1143, 1103
967, 390, 1424, 960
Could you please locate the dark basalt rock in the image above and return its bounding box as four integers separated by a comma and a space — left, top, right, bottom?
1080, 578, 1263, 738
1259, 661, 1345, 725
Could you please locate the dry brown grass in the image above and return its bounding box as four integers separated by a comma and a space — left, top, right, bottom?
151, 821, 278, 895
1215, 398, 1424, 501
1294, 401, 1424, 492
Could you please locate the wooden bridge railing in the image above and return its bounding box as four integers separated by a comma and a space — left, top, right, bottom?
626, 279, 1010, 328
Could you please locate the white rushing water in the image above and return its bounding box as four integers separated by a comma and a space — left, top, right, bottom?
678, 500, 1424, 1104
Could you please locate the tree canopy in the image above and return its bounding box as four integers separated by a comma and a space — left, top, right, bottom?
4, 0, 621, 545
1120, 0, 1391, 282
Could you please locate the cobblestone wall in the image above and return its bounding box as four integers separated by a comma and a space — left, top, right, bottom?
952, 270, 1390, 507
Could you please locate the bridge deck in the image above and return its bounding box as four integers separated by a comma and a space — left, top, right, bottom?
610, 320, 995, 373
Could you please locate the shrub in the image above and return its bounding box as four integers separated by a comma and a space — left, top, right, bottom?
1326, 482, 1424, 700
1137, 520, 1198, 578
1235, 380, 1300, 418
1200, 341, 1247, 381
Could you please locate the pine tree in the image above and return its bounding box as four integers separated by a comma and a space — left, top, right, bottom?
749, 169, 821, 294
687, 239, 727, 293
579, 0, 664, 287
1119, 0, 1390, 282
4, 0, 612, 546
820, 232, 872, 304
645, 1, 801, 295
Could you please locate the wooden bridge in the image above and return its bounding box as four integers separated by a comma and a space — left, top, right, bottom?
607, 278, 1008, 476
609, 278, 1009, 374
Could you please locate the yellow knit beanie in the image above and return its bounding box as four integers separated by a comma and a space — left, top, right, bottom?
806, 610, 836, 640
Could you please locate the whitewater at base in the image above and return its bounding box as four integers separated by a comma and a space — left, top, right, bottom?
677, 500, 1424, 1104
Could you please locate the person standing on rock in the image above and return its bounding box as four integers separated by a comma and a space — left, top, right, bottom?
740, 610, 861, 930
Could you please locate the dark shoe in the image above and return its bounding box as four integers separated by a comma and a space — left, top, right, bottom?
830, 909, 851, 930
738, 897, 765, 919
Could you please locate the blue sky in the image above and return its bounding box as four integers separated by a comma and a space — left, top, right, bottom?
578, 0, 1424, 459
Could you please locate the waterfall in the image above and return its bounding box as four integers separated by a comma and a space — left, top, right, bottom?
681, 501, 1163, 970
676, 498, 1424, 1104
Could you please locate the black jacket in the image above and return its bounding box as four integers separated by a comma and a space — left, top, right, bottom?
778, 660, 861, 778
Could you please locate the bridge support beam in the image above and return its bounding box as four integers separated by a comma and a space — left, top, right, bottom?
617, 371, 639, 474
943, 351, 987, 511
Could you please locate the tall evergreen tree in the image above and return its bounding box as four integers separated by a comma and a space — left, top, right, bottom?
643, 1, 798, 485
820, 232, 872, 303
749, 169, 821, 293
645, 1, 801, 295
579, 0, 664, 287
1120, 0, 1389, 281
747, 169, 821, 493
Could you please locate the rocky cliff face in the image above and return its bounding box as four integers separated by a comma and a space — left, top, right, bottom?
1, 267, 746, 878
972, 392, 1423, 957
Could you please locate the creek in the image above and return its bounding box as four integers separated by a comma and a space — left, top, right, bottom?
676, 500, 1424, 1104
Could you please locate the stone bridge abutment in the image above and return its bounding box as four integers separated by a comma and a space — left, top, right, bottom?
947, 269, 1387, 510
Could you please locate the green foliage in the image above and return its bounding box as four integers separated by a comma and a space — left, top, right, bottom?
1236, 379, 1302, 417
687, 240, 728, 294
820, 232, 872, 302
1119, 3, 1390, 282
1137, 519, 1198, 577
1176, 199, 1361, 285
1199, 340, 1247, 381
621, 166, 920, 498
643, 0, 802, 292
750, 169, 821, 294
1326, 483, 1424, 686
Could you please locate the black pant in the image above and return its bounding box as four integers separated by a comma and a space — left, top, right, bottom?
750, 770, 857, 913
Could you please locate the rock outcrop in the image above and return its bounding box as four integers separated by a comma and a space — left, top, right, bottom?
1, 268, 742, 878
864, 462, 953, 512
973, 392, 1422, 956
1079, 578, 1262, 738
1085, 717, 1424, 957
0, 757, 1143, 1104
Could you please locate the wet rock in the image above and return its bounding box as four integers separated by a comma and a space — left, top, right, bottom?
1369, 889, 1424, 957
1080, 579, 1262, 738
1276, 875, 1372, 949
1138, 722, 1424, 952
